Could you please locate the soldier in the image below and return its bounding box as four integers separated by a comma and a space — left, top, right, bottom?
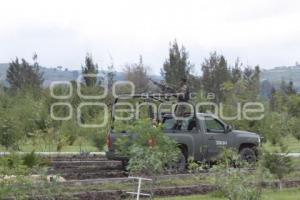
177, 78, 189, 102
174, 78, 189, 129
149, 77, 190, 129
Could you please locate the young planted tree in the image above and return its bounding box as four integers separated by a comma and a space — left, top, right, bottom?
262, 150, 294, 190
212, 149, 263, 200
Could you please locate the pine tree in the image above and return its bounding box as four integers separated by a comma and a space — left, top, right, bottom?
241, 65, 261, 100
81, 54, 99, 87
161, 40, 192, 88
231, 58, 243, 84
6, 55, 44, 91
201, 52, 230, 102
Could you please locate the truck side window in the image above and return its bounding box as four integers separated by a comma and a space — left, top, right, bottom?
204, 117, 225, 133
163, 118, 176, 130
181, 118, 196, 131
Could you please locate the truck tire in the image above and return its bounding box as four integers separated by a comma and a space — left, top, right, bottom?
239, 147, 256, 163
177, 151, 187, 171
166, 151, 187, 172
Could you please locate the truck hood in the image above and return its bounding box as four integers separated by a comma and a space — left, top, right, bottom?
232, 130, 259, 138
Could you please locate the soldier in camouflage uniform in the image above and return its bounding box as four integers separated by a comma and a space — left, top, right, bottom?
174, 78, 189, 129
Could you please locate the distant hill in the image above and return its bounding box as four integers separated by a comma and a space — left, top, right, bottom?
261, 65, 300, 93
0, 63, 162, 87
1, 63, 299, 93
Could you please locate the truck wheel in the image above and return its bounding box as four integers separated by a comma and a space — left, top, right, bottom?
166, 151, 187, 172
239, 147, 256, 163
177, 152, 187, 171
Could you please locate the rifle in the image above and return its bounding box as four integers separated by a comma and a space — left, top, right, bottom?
149, 78, 175, 93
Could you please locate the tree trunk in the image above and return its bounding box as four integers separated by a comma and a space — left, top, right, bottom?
279, 180, 282, 190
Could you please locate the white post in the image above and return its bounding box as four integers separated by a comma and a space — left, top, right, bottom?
127, 177, 153, 199
136, 177, 142, 200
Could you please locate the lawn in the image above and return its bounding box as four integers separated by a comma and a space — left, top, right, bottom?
0, 138, 100, 152
158, 188, 300, 200
1, 134, 300, 153
263, 135, 300, 153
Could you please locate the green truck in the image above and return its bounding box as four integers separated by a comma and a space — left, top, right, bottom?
106, 96, 262, 167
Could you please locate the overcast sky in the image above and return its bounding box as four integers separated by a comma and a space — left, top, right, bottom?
0, 0, 300, 74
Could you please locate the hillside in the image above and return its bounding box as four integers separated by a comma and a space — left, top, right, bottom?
1, 63, 300, 92
0, 63, 161, 87
261, 66, 300, 91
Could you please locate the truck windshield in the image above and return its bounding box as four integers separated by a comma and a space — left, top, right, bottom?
204, 116, 225, 133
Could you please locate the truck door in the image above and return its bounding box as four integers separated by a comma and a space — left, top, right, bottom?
202, 116, 228, 160
163, 116, 201, 160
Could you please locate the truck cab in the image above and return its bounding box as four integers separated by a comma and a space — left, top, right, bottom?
106, 110, 261, 165
161, 113, 261, 163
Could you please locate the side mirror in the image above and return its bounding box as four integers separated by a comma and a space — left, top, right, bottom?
226, 125, 232, 133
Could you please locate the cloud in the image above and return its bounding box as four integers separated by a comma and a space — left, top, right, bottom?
0, 0, 299, 74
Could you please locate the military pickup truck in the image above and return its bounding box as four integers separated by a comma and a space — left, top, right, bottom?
106, 110, 261, 167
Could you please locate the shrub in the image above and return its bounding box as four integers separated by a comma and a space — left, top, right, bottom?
262, 149, 294, 190
212, 149, 263, 200
115, 119, 180, 176
0, 116, 23, 150
22, 151, 49, 168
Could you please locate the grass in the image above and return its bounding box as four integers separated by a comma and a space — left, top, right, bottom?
19, 144, 99, 152
0, 132, 300, 153
158, 188, 300, 200
263, 135, 300, 153
0, 138, 100, 152
1, 133, 300, 155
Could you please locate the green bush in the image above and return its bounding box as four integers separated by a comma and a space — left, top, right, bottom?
115, 119, 180, 175
0, 153, 28, 176
212, 149, 263, 200
22, 151, 49, 168
262, 149, 294, 190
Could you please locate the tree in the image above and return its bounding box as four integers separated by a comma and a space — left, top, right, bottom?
161, 40, 192, 88
235, 65, 261, 101
6, 55, 44, 91
201, 52, 230, 102
269, 87, 277, 111
281, 80, 297, 95
123, 56, 149, 93
81, 54, 99, 87
287, 95, 300, 118
106, 62, 116, 91
231, 58, 243, 84
279, 79, 296, 96
262, 150, 294, 190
